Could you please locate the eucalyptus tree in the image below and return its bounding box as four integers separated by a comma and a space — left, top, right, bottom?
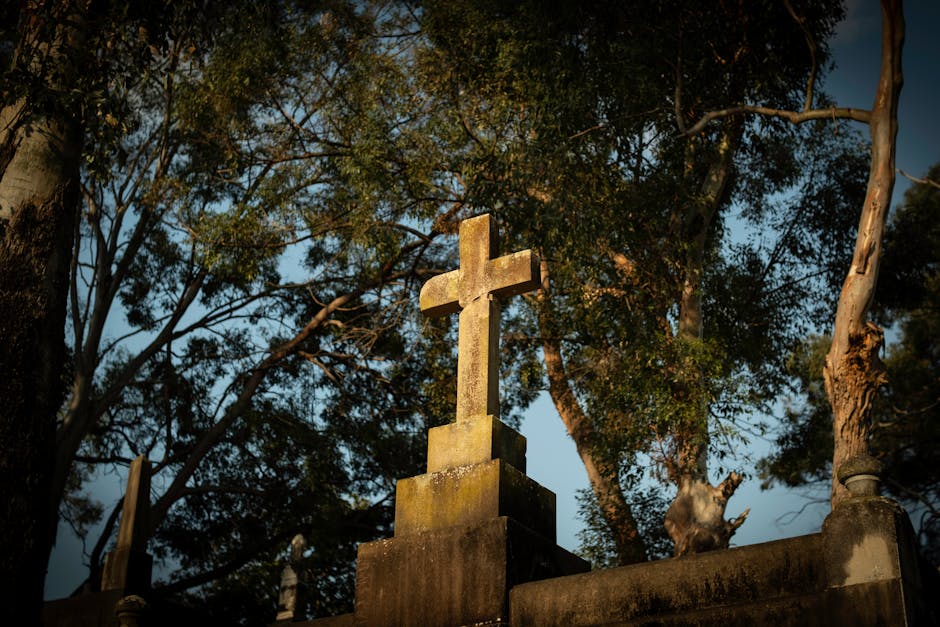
684, 0, 905, 508
0, 1, 201, 620
415, 0, 862, 564
761, 163, 940, 563
46, 1, 463, 620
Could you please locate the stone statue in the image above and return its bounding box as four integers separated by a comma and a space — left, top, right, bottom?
276, 534, 306, 621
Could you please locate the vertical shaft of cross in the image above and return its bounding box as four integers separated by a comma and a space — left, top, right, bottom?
116, 455, 151, 552
457, 297, 501, 420
419, 213, 540, 422
101, 454, 153, 593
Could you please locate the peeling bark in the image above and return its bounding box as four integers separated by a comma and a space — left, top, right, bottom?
824, 0, 902, 507
665, 472, 750, 556
681, 0, 905, 511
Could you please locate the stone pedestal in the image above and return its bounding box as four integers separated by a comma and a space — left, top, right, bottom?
821, 495, 932, 623
353, 415, 588, 627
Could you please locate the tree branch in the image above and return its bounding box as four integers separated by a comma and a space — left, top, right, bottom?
898, 169, 940, 190
683, 105, 871, 137
782, 0, 818, 111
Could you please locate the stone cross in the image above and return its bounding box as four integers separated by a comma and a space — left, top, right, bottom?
420, 214, 540, 421
115, 455, 150, 553
101, 455, 152, 593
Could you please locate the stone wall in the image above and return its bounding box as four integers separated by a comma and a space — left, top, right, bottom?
296, 495, 939, 626
509, 496, 938, 627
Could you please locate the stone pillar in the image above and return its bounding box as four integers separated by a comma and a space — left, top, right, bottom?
821, 454, 936, 624
101, 455, 153, 595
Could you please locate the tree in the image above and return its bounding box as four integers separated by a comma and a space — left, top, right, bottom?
761, 163, 940, 562
49, 2, 482, 620
1, 2, 90, 622
416, 0, 859, 563
686, 0, 904, 507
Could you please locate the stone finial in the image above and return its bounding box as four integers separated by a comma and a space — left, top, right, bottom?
114, 595, 147, 627
419, 214, 540, 421
837, 454, 884, 498
290, 533, 306, 563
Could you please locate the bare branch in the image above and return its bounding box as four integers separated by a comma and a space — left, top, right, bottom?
684, 105, 871, 137
898, 169, 940, 190
782, 0, 818, 111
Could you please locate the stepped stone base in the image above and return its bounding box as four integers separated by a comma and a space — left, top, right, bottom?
427, 415, 526, 473
395, 459, 555, 540
354, 516, 588, 627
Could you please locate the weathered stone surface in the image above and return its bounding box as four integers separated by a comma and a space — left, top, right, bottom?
115, 456, 151, 552
394, 459, 555, 541
510, 496, 940, 627
100, 549, 153, 597
426, 414, 526, 473
419, 213, 540, 421
510, 534, 826, 626
821, 495, 940, 623
354, 517, 588, 627
823, 496, 908, 587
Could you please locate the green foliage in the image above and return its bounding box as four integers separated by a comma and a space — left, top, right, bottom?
576, 481, 673, 568
416, 0, 858, 561
59, 2, 481, 621
54, 0, 882, 614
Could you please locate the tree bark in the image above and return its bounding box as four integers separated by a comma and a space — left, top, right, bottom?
0, 3, 87, 621
538, 257, 648, 565
824, 0, 902, 507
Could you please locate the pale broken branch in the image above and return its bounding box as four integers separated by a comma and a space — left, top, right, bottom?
898, 169, 940, 190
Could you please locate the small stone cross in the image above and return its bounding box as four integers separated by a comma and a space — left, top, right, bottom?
420, 214, 540, 421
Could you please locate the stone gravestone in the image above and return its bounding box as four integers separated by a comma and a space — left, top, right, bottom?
353, 213, 588, 626
101, 454, 153, 595
275, 534, 307, 622
43, 455, 155, 627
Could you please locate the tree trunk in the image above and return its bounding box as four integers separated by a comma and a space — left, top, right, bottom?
0, 6, 86, 621
824, 0, 902, 507
664, 123, 749, 555
538, 258, 648, 565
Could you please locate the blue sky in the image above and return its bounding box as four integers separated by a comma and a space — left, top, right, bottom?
45, 0, 940, 600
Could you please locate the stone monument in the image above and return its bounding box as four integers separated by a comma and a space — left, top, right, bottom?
352, 213, 588, 626
275, 534, 307, 622
43, 455, 157, 627
101, 454, 153, 595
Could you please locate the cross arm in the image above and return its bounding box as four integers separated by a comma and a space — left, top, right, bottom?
487, 249, 541, 300
420, 269, 459, 317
